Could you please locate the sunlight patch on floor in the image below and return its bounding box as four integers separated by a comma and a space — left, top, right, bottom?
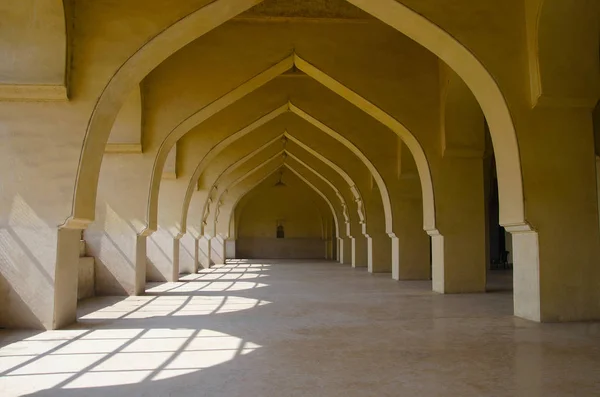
79, 295, 271, 320
0, 328, 261, 395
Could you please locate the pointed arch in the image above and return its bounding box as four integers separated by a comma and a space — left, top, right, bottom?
289, 101, 392, 234
191, 126, 364, 241
195, 141, 351, 240
217, 163, 338, 245
157, 56, 414, 236
218, 163, 341, 241
180, 106, 370, 238
71, 0, 525, 238
200, 144, 285, 234
180, 104, 288, 231
345, 0, 523, 228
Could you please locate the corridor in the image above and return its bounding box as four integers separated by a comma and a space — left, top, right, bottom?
1, 261, 599, 396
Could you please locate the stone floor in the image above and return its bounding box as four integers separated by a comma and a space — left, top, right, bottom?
0, 260, 599, 396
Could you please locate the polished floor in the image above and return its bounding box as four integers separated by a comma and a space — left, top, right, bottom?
0, 260, 599, 396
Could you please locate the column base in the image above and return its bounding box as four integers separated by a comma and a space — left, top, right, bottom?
353, 236, 368, 268
368, 234, 392, 273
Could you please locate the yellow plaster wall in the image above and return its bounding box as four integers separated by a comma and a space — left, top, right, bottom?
238, 182, 323, 238
0, 0, 68, 90
1, 0, 599, 328
236, 173, 327, 259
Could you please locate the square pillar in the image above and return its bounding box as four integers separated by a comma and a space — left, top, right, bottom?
134, 235, 147, 295
342, 237, 353, 265
515, 107, 600, 321
146, 228, 179, 282
368, 233, 392, 273
198, 236, 211, 269
434, 156, 486, 293
171, 238, 180, 282
53, 228, 81, 330
179, 234, 198, 274
210, 236, 226, 265
225, 239, 236, 259
85, 216, 147, 295
353, 236, 368, 268
393, 199, 431, 281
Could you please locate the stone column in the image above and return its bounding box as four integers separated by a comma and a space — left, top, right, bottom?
198, 236, 212, 269
179, 233, 198, 274
433, 155, 486, 293
368, 233, 392, 273
85, 204, 148, 295
394, 199, 430, 280
514, 107, 600, 321
134, 235, 147, 294
53, 228, 82, 329
342, 236, 353, 265
210, 236, 226, 265
146, 227, 179, 282
171, 237, 180, 281
225, 239, 236, 259
353, 235, 369, 268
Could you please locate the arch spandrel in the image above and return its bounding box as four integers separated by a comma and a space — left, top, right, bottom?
0, 0, 70, 100
526, 0, 600, 109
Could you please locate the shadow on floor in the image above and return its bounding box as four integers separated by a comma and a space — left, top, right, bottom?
0, 260, 598, 397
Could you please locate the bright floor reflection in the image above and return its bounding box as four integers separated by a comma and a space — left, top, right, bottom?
0, 328, 260, 395
1, 260, 598, 397
0, 263, 271, 396
147, 263, 271, 294
78, 295, 270, 320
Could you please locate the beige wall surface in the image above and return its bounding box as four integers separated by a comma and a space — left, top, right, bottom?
0, 0, 599, 328
238, 181, 324, 239
237, 238, 326, 259
235, 170, 330, 259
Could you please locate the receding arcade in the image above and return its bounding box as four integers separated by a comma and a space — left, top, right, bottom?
0, 0, 598, 334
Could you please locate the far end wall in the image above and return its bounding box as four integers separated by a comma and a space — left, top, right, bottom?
236, 178, 327, 259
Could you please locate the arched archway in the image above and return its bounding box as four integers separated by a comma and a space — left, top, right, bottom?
149, 56, 414, 238
71, 0, 524, 235
221, 164, 336, 260
179, 103, 390, 237
67, 0, 537, 319
221, 163, 341, 242
196, 138, 357, 253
